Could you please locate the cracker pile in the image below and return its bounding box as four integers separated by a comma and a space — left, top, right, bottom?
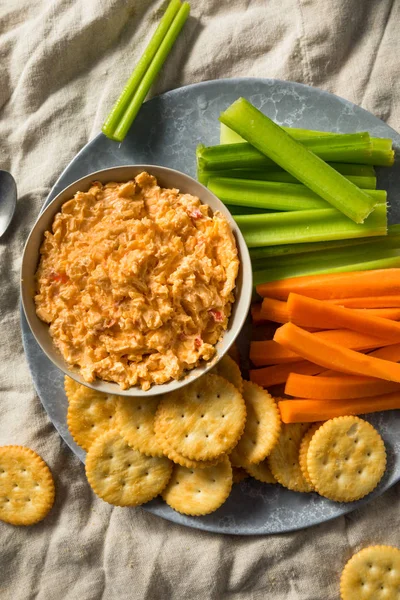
65, 355, 282, 515
64, 355, 387, 516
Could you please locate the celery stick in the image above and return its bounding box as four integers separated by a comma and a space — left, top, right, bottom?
227, 205, 273, 216
220, 123, 394, 165
208, 178, 385, 211
251, 245, 400, 272
102, 0, 181, 139
249, 226, 400, 260
201, 168, 376, 189
220, 98, 378, 223
198, 134, 372, 172
234, 203, 387, 247
112, 2, 190, 142
253, 255, 400, 286
369, 138, 395, 166
220, 123, 245, 144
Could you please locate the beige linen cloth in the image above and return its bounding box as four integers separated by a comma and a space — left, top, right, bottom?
1, 1, 400, 598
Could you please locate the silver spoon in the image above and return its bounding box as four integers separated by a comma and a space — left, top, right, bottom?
0, 170, 17, 237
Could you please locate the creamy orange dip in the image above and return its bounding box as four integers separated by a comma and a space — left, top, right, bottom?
35, 172, 239, 390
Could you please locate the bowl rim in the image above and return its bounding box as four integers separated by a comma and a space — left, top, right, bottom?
21, 164, 253, 396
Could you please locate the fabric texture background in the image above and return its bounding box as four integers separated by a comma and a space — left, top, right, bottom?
1, 0, 399, 598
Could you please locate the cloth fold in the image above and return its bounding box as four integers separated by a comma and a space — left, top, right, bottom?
1, 1, 399, 598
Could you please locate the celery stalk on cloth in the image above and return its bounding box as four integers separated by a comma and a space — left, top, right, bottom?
220, 98, 379, 223
102, 0, 189, 141
234, 203, 387, 247
207, 177, 385, 212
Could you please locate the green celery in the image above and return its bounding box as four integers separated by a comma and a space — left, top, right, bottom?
197, 133, 373, 172
249, 224, 400, 259
253, 255, 400, 286
102, 0, 182, 139
208, 177, 385, 211
201, 168, 376, 189
369, 138, 395, 167
225, 205, 272, 216
109, 2, 190, 142
220, 123, 394, 165
234, 203, 387, 247
251, 245, 400, 272
220, 98, 378, 223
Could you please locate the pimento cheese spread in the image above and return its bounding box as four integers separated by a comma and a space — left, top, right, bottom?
35, 172, 239, 390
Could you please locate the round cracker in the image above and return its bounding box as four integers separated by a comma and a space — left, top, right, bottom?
229, 381, 281, 467
64, 375, 83, 402
0, 446, 55, 526
298, 422, 324, 488
211, 354, 243, 392
154, 374, 246, 461
116, 396, 164, 458
307, 416, 386, 502
245, 460, 276, 484
85, 430, 172, 506
232, 466, 248, 484
340, 545, 400, 600
268, 423, 313, 493
67, 386, 119, 451
156, 433, 222, 469
162, 456, 232, 516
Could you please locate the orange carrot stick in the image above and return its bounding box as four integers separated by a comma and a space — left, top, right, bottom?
287, 293, 400, 341
250, 340, 301, 366
261, 297, 400, 325
285, 373, 400, 399
274, 322, 400, 382
368, 344, 400, 361
318, 344, 400, 376
256, 269, 400, 300
278, 392, 400, 423
260, 298, 289, 323
251, 304, 268, 325
328, 295, 400, 309
250, 361, 326, 387
250, 329, 395, 366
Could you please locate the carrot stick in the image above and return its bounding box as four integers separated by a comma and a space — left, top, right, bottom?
250, 340, 301, 366
318, 345, 400, 376
274, 322, 400, 382
278, 392, 400, 423
328, 295, 400, 309
287, 293, 400, 342
250, 361, 326, 387
285, 373, 400, 399
261, 297, 400, 325
256, 268, 400, 300
368, 344, 400, 361
251, 304, 268, 325
260, 298, 289, 323
250, 329, 395, 366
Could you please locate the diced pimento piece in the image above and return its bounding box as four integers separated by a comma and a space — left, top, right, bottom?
209, 309, 224, 322
50, 271, 69, 284
188, 208, 203, 220
194, 337, 202, 348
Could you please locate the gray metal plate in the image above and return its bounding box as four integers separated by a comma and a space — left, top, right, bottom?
21, 78, 400, 534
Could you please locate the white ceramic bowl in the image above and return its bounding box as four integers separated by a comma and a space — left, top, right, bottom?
21, 165, 253, 396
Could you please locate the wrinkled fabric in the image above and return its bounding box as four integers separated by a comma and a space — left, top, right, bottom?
1, 1, 399, 598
